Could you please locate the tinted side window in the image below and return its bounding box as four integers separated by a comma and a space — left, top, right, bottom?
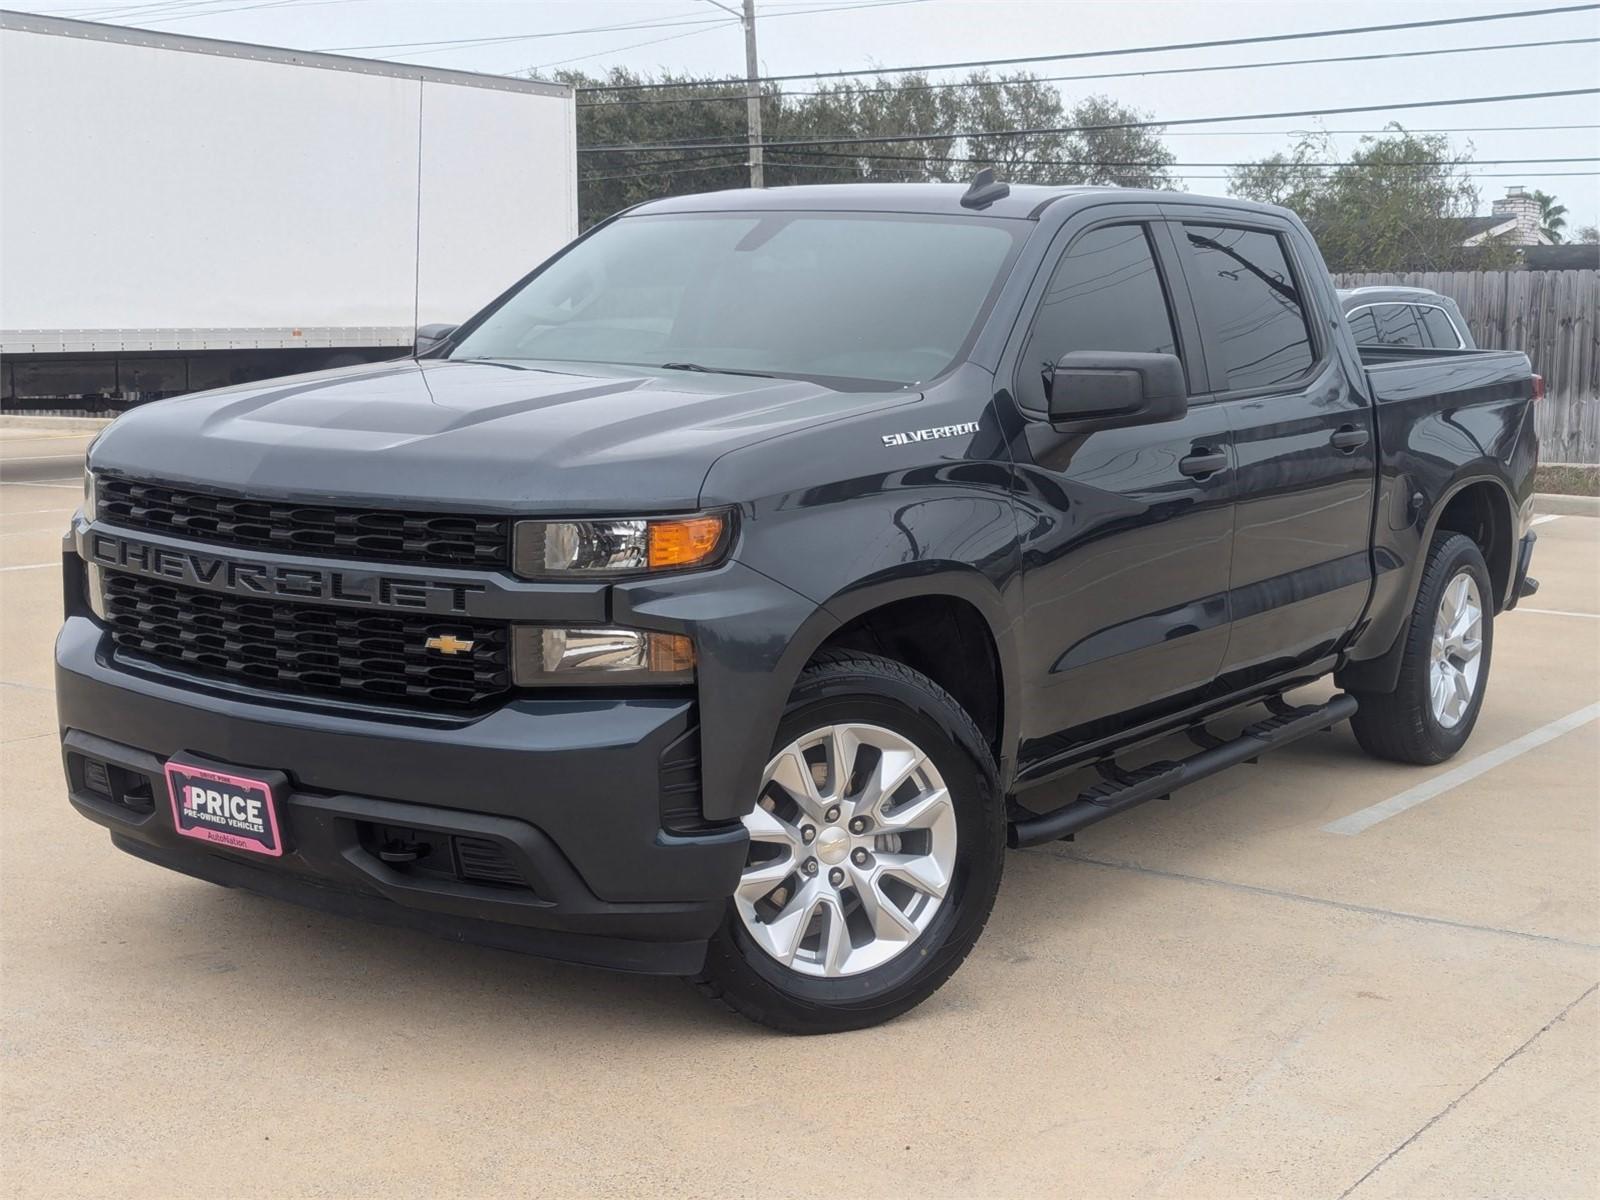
1372, 303, 1428, 348
1346, 307, 1379, 344
1419, 306, 1463, 348
1016, 224, 1180, 410
1183, 225, 1314, 390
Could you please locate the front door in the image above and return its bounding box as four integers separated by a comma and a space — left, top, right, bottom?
1172, 218, 1376, 687
1004, 215, 1235, 768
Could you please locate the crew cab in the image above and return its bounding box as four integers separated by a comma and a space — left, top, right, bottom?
57, 180, 1541, 1032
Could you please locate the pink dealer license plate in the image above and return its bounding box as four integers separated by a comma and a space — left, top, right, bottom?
164, 758, 285, 858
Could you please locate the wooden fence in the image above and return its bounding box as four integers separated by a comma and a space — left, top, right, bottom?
1334, 270, 1599, 464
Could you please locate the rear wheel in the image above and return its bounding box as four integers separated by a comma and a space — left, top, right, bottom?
1350, 532, 1494, 765
696, 653, 1005, 1033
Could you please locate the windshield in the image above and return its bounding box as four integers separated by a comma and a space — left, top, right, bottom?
448, 211, 1024, 387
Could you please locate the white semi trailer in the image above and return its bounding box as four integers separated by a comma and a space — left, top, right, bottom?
0, 10, 577, 411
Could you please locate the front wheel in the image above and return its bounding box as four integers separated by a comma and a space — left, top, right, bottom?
695, 653, 1005, 1033
1350, 532, 1494, 765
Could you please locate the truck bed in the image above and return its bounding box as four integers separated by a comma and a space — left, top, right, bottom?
1360, 346, 1534, 405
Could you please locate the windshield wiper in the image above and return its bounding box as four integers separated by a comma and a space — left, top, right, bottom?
658, 361, 776, 379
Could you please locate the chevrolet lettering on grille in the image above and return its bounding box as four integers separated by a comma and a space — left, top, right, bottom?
85, 530, 487, 614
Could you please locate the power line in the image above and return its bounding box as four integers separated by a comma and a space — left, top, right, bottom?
588, 153, 1599, 178
577, 36, 1599, 107
527, 22, 730, 71
580, 144, 1600, 175
1119, 125, 1600, 137
577, 87, 1600, 153
108, 0, 337, 21
518, 0, 929, 75
581, 161, 1600, 183
577, 3, 1600, 91
757, 154, 1600, 168
318, 9, 732, 55
310, 0, 927, 60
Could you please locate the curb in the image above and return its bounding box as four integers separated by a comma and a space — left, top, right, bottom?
1535, 492, 1600, 517
0, 414, 115, 433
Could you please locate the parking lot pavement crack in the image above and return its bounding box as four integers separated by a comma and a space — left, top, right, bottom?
1027, 848, 1600, 951
1334, 982, 1599, 1199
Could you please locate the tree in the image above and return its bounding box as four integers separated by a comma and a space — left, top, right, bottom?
1048, 94, 1177, 189
1575, 224, 1600, 244
1530, 189, 1568, 243
546, 68, 1177, 226
1226, 125, 1518, 272
1226, 131, 1335, 212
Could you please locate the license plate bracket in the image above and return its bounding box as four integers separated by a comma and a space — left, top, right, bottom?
164, 756, 288, 858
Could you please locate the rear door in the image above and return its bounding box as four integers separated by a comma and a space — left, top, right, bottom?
1003, 206, 1234, 763
1169, 212, 1377, 688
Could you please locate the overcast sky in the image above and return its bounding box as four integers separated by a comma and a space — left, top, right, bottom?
27, 0, 1600, 228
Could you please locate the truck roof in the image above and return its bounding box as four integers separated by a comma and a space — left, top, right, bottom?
633, 182, 1298, 223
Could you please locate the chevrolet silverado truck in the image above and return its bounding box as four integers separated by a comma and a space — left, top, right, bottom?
57, 178, 1541, 1033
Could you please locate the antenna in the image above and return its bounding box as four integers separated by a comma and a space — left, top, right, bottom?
960, 168, 1010, 210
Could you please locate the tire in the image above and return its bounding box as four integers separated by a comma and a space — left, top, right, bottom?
695, 652, 1005, 1033
1350, 532, 1494, 765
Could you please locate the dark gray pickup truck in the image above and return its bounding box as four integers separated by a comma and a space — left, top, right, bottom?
58, 179, 1540, 1032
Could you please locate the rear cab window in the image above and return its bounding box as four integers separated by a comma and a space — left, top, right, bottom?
1417, 305, 1465, 348
1346, 302, 1466, 350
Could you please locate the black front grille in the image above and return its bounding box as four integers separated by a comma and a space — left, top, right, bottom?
103, 571, 510, 709
98, 476, 510, 569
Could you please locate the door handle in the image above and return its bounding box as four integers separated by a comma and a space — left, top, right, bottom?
1330, 425, 1370, 452
1178, 448, 1228, 478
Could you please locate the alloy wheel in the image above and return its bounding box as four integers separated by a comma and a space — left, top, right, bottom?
1429, 571, 1484, 729
735, 723, 957, 978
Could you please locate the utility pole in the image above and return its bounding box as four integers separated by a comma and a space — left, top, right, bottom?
741, 0, 764, 188
702, 0, 763, 187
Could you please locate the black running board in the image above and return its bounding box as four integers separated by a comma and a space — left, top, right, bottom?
1007, 693, 1359, 848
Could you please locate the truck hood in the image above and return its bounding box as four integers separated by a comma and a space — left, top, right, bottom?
88, 358, 917, 513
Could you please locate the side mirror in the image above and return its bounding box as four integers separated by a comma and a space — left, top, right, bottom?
415, 323, 459, 355
1046, 351, 1187, 432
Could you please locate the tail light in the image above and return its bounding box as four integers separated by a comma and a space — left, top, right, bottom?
1531, 374, 1545, 402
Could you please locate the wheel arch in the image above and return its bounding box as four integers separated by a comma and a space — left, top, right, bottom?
775, 566, 1020, 787
1339, 471, 1516, 695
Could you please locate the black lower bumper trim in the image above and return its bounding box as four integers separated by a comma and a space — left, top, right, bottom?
1508, 530, 1538, 610
111, 834, 709, 976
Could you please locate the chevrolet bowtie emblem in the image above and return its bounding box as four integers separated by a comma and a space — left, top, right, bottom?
424, 634, 476, 655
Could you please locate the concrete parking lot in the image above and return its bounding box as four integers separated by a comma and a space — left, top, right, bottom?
2, 427, 1596, 1199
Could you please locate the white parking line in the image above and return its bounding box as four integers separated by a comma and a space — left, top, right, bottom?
1518, 607, 1600, 620
0, 562, 56, 573
1530, 514, 1564, 527
1323, 702, 1600, 835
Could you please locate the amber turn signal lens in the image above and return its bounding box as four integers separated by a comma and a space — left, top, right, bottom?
647, 632, 697, 673
648, 515, 725, 569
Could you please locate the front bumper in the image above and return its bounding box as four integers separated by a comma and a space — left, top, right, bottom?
55, 614, 748, 975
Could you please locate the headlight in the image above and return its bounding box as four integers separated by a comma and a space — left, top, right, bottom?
512, 513, 729, 578
82, 469, 97, 522
511, 626, 694, 685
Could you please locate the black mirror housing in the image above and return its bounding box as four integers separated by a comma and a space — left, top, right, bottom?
415, 323, 459, 354
1046, 350, 1187, 432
